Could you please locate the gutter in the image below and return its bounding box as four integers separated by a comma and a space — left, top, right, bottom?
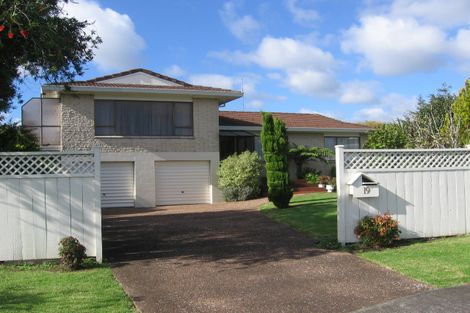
219, 125, 371, 133
42, 84, 243, 101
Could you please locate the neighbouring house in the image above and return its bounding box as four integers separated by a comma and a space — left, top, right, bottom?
22, 68, 370, 209
219, 111, 370, 178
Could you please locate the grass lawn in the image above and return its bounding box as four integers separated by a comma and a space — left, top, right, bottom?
0, 261, 135, 313
260, 192, 338, 248
359, 236, 470, 288
260, 192, 470, 288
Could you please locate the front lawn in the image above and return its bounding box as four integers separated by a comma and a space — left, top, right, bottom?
359, 236, 470, 288
260, 192, 470, 288
260, 192, 338, 248
0, 261, 135, 313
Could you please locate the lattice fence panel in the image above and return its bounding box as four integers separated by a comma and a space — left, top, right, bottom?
0, 153, 95, 176
344, 150, 470, 170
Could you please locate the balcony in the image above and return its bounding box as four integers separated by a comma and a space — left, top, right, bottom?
22, 98, 61, 150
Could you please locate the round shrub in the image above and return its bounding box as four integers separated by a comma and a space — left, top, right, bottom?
354, 214, 401, 248
58, 236, 86, 270
217, 151, 262, 201
304, 172, 320, 185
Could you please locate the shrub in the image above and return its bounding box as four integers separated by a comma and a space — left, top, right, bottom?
305, 172, 320, 185
261, 113, 293, 208
58, 236, 86, 270
217, 151, 262, 201
354, 214, 401, 248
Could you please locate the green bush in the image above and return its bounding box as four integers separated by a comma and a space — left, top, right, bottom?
304, 171, 320, 185
217, 151, 262, 201
354, 214, 401, 248
261, 113, 293, 208
58, 237, 86, 270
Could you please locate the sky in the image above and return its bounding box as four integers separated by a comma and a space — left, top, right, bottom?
10, 0, 470, 123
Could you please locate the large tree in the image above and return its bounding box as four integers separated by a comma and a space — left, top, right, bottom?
400, 84, 456, 148
444, 79, 470, 146
0, 0, 101, 116
364, 123, 408, 149
261, 112, 293, 209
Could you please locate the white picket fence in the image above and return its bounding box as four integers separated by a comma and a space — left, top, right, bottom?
336, 146, 470, 244
0, 150, 102, 262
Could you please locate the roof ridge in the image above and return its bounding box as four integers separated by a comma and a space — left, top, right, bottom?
85, 68, 193, 87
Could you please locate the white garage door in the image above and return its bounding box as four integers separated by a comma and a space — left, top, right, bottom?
155, 161, 210, 205
101, 162, 135, 208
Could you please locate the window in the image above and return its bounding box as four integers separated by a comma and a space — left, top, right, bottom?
95, 100, 193, 136
324, 136, 360, 150
220, 136, 255, 160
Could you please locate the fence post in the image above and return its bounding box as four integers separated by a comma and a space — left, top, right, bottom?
93, 147, 102, 263
335, 145, 346, 245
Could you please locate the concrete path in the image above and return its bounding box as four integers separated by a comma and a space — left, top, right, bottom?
354, 285, 470, 313
103, 199, 429, 313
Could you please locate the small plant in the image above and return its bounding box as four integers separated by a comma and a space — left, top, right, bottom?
58, 237, 86, 270
217, 151, 262, 201
329, 177, 336, 186
319, 175, 330, 185
305, 172, 320, 185
354, 214, 401, 248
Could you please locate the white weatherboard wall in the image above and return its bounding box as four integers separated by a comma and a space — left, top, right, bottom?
0, 151, 102, 262
336, 146, 470, 244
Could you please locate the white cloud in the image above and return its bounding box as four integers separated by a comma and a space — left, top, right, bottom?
339, 81, 378, 104
248, 99, 263, 108
219, 1, 261, 43
285, 0, 319, 26
353, 93, 418, 121
63, 0, 145, 71
389, 0, 470, 29
298, 107, 337, 118
212, 37, 339, 96
342, 16, 447, 75
354, 107, 387, 121
189, 74, 239, 90
163, 65, 186, 78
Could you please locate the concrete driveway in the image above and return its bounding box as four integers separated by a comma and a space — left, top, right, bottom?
103, 199, 429, 313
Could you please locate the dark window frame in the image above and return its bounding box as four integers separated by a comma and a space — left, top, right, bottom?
94, 100, 194, 137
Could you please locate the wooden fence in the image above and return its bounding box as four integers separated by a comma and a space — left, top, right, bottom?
336, 146, 470, 244
0, 150, 101, 262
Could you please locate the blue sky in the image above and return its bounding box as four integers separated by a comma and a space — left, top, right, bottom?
11, 0, 470, 123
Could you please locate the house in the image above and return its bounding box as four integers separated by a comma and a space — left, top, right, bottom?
219, 111, 370, 178
22, 68, 370, 209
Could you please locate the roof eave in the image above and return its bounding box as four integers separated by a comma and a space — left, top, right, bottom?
219, 125, 371, 133
42, 84, 243, 103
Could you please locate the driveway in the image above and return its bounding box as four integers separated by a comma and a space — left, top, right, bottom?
103, 199, 429, 313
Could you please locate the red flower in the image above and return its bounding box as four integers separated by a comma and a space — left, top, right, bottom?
0, 25, 5, 32
20, 30, 28, 38
7, 31, 14, 39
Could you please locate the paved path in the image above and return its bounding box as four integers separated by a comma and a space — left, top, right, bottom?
103, 200, 429, 313
354, 285, 470, 313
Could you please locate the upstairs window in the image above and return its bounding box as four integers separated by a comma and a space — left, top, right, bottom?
95, 100, 193, 136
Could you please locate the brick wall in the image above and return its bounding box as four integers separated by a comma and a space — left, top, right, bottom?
60, 94, 220, 152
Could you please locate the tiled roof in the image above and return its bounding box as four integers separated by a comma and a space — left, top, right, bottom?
47, 68, 240, 93
60, 81, 238, 92
219, 111, 369, 130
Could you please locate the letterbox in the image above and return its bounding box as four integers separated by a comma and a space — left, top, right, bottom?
347, 173, 379, 198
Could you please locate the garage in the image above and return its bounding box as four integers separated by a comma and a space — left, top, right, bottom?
101, 162, 135, 208
155, 161, 211, 205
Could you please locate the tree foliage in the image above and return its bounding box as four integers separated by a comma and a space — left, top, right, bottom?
0, 0, 101, 114
443, 79, 470, 146
364, 123, 408, 149
288, 144, 332, 178
260, 112, 293, 208
217, 151, 262, 202
400, 85, 456, 148
0, 122, 39, 151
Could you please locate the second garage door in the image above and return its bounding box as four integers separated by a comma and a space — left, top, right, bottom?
155, 161, 210, 205
101, 162, 135, 208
